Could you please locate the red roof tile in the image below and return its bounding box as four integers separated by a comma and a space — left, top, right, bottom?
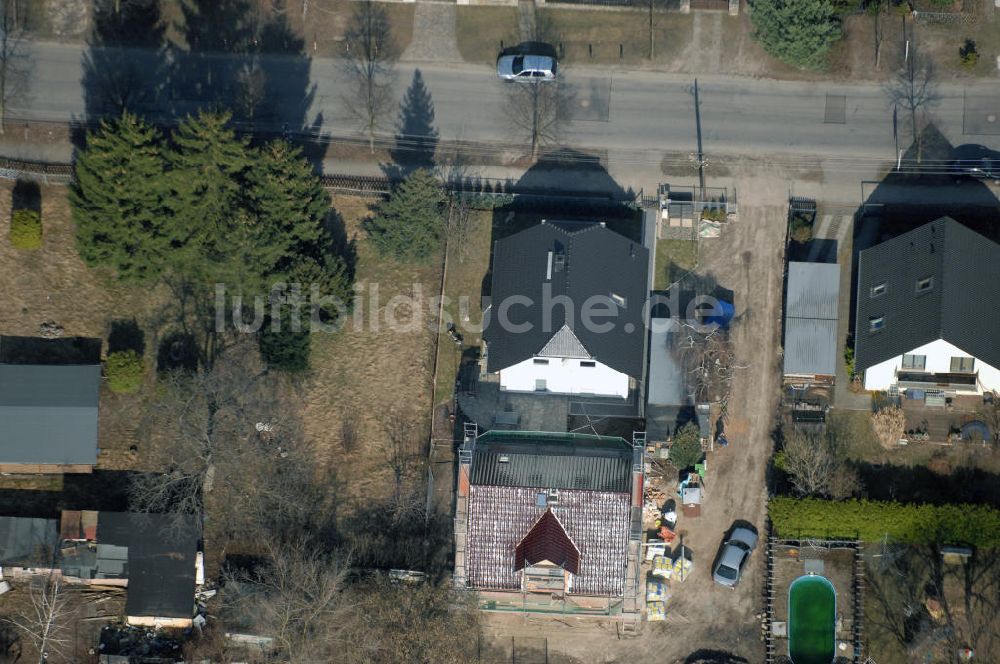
515, 508, 580, 575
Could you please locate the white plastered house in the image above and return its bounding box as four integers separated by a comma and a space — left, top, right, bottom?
854, 217, 1000, 395
483, 220, 649, 399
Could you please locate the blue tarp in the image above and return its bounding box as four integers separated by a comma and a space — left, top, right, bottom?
704, 300, 735, 330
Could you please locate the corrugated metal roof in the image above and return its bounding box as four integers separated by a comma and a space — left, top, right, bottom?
783, 262, 840, 377
466, 485, 629, 596
783, 318, 838, 376
473, 451, 630, 492
0, 364, 100, 465
855, 218, 1000, 371
786, 262, 840, 320
470, 431, 632, 493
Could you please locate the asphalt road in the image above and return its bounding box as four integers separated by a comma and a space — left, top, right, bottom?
8, 41, 1000, 192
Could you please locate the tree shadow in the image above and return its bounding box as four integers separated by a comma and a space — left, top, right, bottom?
107, 319, 145, 355
0, 334, 102, 365
79, 0, 168, 133
156, 331, 199, 373
322, 207, 358, 281
383, 69, 439, 180
78, 0, 326, 164
11, 178, 40, 214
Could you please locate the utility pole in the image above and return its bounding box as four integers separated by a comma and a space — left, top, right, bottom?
892, 104, 899, 168
693, 78, 706, 191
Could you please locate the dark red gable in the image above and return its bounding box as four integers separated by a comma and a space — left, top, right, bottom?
514, 508, 580, 575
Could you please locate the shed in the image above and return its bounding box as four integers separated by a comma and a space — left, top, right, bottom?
783, 262, 840, 379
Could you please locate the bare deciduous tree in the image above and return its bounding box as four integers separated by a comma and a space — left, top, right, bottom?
0, 0, 31, 134
235, 57, 269, 123
343, 0, 396, 153
780, 425, 860, 499
223, 541, 349, 663
885, 48, 937, 163
383, 408, 421, 507
504, 79, 570, 158
781, 429, 837, 496
128, 345, 324, 543
642, 0, 668, 59
7, 573, 71, 664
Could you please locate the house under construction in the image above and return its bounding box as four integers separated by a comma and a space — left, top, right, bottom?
454, 425, 644, 620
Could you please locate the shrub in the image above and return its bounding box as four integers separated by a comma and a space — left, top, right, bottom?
789, 211, 813, 243
843, 342, 855, 376
750, 0, 843, 70
959, 39, 979, 69
769, 496, 1000, 546
105, 350, 144, 393
669, 423, 703, 470
10, 208, 42, 250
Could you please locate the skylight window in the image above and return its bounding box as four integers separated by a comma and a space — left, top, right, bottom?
870, 283, 887, 298
869, 316, 885, 333
916, 276, 934, 294
610, 293, 626, 307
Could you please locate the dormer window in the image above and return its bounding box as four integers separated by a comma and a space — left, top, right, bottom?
869, 316, 885, 333
915, 276, 933, 294
870, 283, 887, 298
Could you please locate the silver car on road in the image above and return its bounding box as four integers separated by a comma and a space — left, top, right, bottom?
496, 54, 557, 81
712, 527, 759, 587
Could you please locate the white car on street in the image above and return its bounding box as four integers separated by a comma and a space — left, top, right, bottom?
496, 54, 557, 81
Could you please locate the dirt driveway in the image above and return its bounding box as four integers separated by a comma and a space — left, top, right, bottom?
480, 167, 789, 662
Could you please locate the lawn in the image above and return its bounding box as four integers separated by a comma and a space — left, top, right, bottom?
431, 209, 492, 437
300, 195, 443, 500
653, 238, 698, 290
456, 6, 521, 65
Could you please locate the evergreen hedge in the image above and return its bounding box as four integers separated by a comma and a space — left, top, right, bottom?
770, 496, 1000, 546
10, 208, 42, 249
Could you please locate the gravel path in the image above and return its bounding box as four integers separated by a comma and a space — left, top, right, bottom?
401, 1, 463, 63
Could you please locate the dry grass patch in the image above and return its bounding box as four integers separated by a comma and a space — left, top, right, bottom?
301, 195, 443, 501
0, 182, 164, 473
456, 6, 520, 64
539, 7, 692, 66
431, 209, 492, 435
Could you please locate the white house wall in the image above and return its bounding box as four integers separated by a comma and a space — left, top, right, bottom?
863, 338, 1000, 393
499, 357, 630, 398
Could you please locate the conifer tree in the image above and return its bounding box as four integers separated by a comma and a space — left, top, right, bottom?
364, 169, 446, 262
167, 109, 251, 275
71, 112, 171, 282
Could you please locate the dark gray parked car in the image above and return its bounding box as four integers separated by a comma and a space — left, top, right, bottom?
712, 527, 759, 587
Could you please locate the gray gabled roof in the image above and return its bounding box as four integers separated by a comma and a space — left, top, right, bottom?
0, 364, 100, 465
470, 431, 632, 493
484, 220, 649, 378
854, 218, 1000, 371
783, 262, 840, 376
